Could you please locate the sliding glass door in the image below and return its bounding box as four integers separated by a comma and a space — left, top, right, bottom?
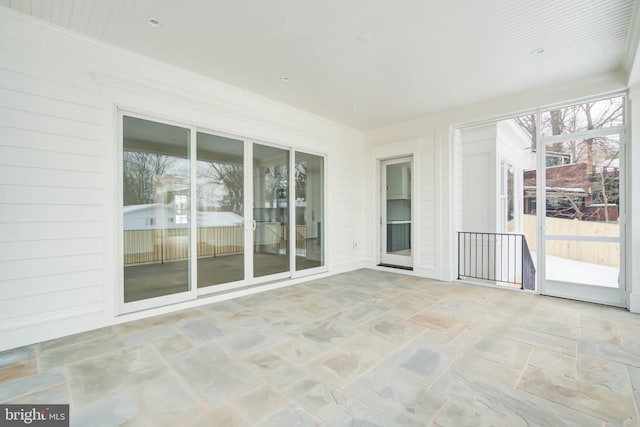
121, 113, 326, 311
196, 132, 245, 287
122, 116, 192, 304
253, 144, 290, 278
295, 152, 324, 271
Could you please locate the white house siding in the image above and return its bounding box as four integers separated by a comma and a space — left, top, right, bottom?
0, 8, 364, 351
419, 138, 437, 272
460, 124, 498, 233
0, 14, 106, 350
453, 130, 464, 241
328, 145, 368, 272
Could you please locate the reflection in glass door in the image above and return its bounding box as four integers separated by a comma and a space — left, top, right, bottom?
380, 157, 413, 268
122, 116, 191, 303
196, 132, 244, 287
253, 144, 289, 278
295, 152, 324, 271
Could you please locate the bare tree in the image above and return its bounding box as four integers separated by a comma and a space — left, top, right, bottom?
514, 113, 537, 151
264, 164, 288, 206
123, 151, 173, 205
514, 96, 623, 222
590, 137, 620, 222
295, 161, 307, 200
198, 162, 244, 215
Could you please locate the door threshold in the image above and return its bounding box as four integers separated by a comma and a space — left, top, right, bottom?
377, 263, 413, 271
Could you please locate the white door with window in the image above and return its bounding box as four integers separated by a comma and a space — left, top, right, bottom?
538, 129, 626, 306
380, 157, 413, 269
532, 96, 626, 307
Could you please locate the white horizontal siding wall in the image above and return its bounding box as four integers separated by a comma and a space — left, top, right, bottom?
327, 143, 369, 272
0, 7, 364, 351
418, 139, 437, 272
0, 13, 106, 348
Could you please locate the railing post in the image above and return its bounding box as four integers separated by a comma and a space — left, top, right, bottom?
521, 235, 524, 289
457, 232, 461, 280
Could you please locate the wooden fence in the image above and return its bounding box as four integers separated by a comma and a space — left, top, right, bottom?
124, 225, 307, 266
523, 214, 619, 267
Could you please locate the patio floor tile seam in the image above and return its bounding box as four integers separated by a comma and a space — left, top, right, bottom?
34, 338, 150, 376
514, 343, 537, 389
514, 372, 625, 425
146, 341, 215, 414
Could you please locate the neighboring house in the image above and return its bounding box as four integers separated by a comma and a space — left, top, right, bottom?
123, 204, 244, 231
123, 204, 181, 231
523, 162, 620, 221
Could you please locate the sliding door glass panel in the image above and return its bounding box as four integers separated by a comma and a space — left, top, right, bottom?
253, 144, 289, 277
295, 152, 324, 271
123, 116, 190, 302
196, 132, 244, 287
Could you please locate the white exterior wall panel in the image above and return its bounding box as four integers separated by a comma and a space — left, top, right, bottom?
419, 141, 437, 271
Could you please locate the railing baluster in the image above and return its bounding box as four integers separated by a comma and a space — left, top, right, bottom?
508, 235, 511, 282
475, 233, 478, 279
468, 232, 471, 278
493, 234, 497, 281
457, 232, 461, 280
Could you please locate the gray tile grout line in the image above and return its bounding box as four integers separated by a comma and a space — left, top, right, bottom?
147, 340, 212, 412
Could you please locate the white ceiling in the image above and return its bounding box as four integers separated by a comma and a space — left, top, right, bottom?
2, 0, 638, 130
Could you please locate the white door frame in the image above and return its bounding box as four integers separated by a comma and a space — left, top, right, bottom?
118, 109, 198, 314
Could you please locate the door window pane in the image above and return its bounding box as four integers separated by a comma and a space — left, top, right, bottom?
253, 144, 289, 277
295, 152, 324, 271
545, 240, 619, 288
123, 116, 190, 302
386, 161, 411, 256
196, 132, 244, 287
541, 96, 624, 136
542, 135, 620, 237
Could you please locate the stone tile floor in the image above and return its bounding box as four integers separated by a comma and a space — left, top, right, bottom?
1, 269, 639, 426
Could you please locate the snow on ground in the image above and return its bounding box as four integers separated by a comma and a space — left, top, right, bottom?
531, 252, 619, 288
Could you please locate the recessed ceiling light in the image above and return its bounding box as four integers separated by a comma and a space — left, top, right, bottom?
147, 17, 162, 28
531, 47, 545, 55
281, 76, 289, 82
